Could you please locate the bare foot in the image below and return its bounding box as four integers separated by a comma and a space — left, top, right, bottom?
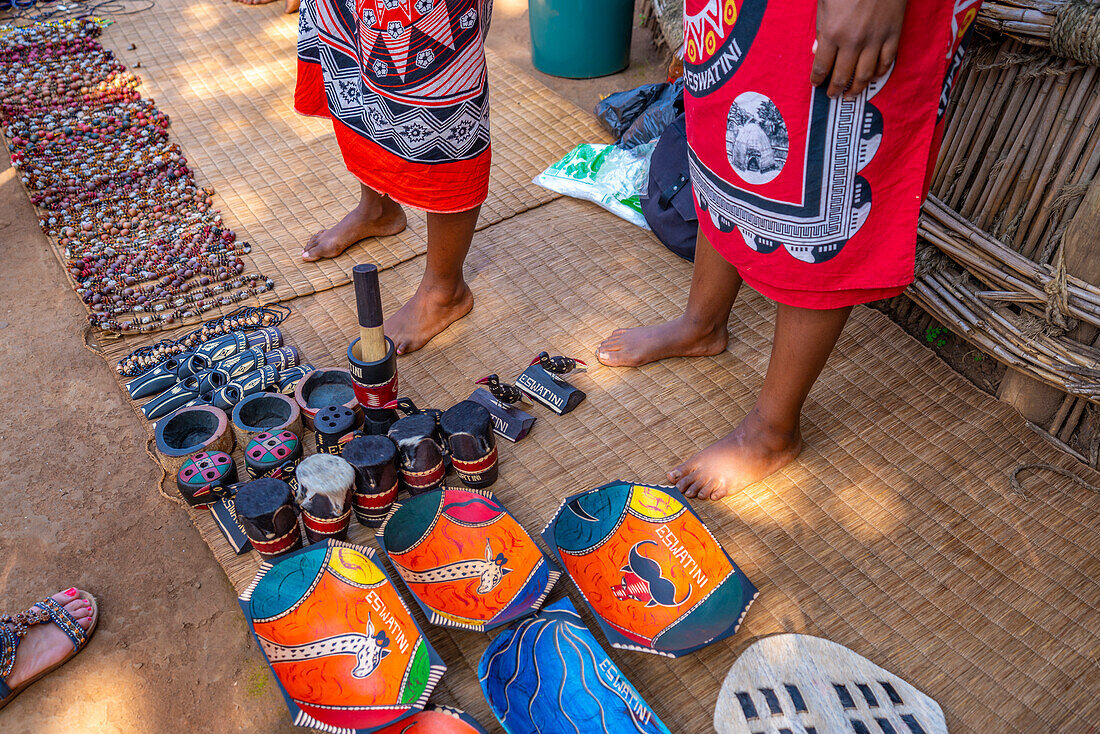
233, 0, 278, 5
596, 316, 728, 367
669, 408, 802, 500
302, 197, 406, 262
4, 589, 94, 691
385, 282, 473, 355
285, 0, 299, 12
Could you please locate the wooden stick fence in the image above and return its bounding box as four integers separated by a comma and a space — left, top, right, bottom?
636, 2, 1100, 460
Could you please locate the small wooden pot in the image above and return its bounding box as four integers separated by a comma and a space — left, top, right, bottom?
154, 405, 234, 475
176, 451, 239, 507
347, 336, 398, 409
231, 392, 302, 446
244, 430, 303, 486
293, 368, 360, 431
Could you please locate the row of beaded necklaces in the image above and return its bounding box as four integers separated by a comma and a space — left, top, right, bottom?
0, 19, 275, 334
115, 303, 291, 378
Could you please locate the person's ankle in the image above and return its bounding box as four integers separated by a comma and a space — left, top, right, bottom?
416, 278, 470, 305
743, 406, 801, 447
356, 196, 385, 221
680, 313, 727, 340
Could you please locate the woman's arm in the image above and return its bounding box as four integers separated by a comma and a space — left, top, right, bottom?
809, 0, 908, 98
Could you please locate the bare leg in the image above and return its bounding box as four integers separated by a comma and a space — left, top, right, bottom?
596, 229, 739, 367
302, 183, 407, 262
670, 302, 853, 500
385, 206, 479, 355
285, 0, 300, 12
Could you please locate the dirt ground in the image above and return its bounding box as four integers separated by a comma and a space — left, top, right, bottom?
0, 5, 660, 733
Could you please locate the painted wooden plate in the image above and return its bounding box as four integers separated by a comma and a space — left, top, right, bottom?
239, 540, 446, 733
478, 597, 671, 734
377, 487, 559, 632
714, 634, 947, 734
372, 705, 489, 733
542, 481, 757, 657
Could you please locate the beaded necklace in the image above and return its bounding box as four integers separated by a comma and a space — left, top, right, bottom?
0, 19, 276, 333
115, 303, 291, 377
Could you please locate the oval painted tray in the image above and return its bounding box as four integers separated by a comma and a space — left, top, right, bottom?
478, 597, 671, 734
377, 487, 559, 632
714, 634, 948, 734
542, 481, 757, 657
238, 540, 446, 733
373, 705, 489, 733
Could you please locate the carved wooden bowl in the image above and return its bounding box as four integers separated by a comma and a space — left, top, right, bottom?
294, 368, 360, 431
153, 405, 233, 475
378, 487, 559, 632
231, 392, 302, 446
239, 541, 445, 733
542, 481, 757, 657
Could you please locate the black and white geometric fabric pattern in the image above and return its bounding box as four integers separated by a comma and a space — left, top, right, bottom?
299, 0, 491, 164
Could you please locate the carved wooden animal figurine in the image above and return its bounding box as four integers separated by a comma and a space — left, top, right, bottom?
531, 351, 587, 377
475, 375, 528, 405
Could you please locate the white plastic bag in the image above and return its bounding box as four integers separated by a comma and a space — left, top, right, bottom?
534, 142, 657, 229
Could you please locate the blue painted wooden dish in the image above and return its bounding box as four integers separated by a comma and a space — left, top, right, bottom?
542, 481, 757, 657
478, 597, 671, 734
377, 487, 559, 632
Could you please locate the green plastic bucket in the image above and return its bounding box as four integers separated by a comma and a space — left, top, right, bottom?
529, 0, 634, 79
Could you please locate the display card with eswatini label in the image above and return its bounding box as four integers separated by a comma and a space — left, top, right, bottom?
478, 597, 672, 734
377, 487, 560, 632
238, 540, 445, 733
542, 481, 757, 657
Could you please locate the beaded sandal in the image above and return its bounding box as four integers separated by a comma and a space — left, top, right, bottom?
0, 590, 98, 710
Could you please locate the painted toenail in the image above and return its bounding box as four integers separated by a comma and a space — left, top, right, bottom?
65, 588, 77, 596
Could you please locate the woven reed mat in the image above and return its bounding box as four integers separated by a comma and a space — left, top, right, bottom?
95, 4, 608, 306
99, 198, 1099, 733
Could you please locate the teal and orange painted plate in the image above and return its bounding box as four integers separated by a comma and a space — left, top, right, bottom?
239, 540, 445, 733
542, 481, 757, 657
377, 487, 559, 632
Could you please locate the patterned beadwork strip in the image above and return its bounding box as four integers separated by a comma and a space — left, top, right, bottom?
0, 19, 275, 333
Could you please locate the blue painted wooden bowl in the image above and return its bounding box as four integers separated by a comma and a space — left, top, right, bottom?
478, 597, 671, 734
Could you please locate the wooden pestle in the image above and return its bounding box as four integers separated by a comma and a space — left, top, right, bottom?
353, 264, 388, 362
